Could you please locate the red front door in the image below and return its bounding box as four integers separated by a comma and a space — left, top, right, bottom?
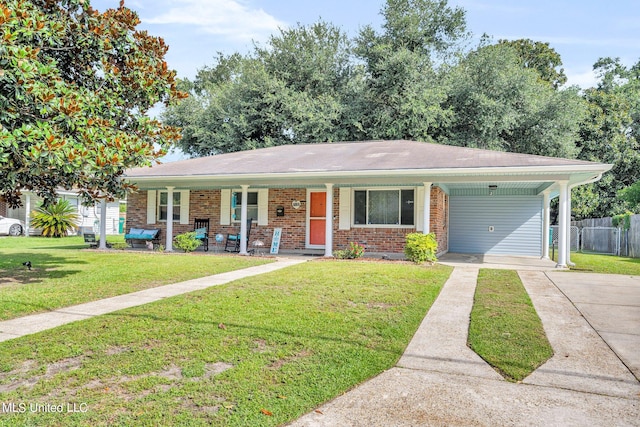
309, 191, 326, 246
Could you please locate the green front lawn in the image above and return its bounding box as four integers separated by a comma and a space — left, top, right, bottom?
0, 261, 452, 427
551, 250, 640, 275
568, 252, 640, 275
0, 236, 272, 321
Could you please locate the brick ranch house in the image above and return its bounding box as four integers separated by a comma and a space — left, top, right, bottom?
124, 140, 611, 267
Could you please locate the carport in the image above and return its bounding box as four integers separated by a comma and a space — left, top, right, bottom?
437, 170, 611, 266
447, 181, 547, 257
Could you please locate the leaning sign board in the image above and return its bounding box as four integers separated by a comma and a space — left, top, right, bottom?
270, 228, 282, 254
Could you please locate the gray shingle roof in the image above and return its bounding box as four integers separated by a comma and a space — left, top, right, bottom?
126, 140, 602, 178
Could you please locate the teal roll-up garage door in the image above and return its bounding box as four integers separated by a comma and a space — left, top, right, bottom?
449, 196, 542, 256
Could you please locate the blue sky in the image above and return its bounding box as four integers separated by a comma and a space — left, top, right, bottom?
92, 0, 640, 88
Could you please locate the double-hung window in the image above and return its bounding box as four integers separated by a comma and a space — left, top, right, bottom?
353, 189, 414, 226
232, 191, 258, 222
158, 191, 181, 222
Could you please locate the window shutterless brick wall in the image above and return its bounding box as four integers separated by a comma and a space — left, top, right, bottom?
126, 187, 448, 254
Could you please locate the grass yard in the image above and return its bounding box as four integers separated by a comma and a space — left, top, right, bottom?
0, 236, 272, 320
468, 269, 553, 382
559, 251, 640, 275
0, 260, 452, 426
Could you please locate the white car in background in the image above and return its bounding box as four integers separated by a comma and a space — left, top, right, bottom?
0, 216, 24, 236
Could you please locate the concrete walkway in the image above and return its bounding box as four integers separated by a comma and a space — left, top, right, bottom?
0, 257, 307, 343
290, 265, 640, 427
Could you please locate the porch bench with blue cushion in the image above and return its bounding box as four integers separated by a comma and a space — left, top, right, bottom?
124, 228, 161, 248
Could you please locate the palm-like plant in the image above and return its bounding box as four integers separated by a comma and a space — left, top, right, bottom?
30, 200, 80, 237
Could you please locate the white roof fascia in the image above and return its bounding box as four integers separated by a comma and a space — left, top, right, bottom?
128, 163, 612, 183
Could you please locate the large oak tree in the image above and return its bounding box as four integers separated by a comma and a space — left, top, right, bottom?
164, 21, 358, 157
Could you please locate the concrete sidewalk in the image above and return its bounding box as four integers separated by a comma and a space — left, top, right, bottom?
0, 257, 307, 343
289, 266, 640, 427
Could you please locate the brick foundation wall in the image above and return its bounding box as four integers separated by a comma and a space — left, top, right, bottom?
126, 187, 449, 254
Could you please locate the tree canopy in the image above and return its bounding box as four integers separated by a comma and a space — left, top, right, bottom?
438, 43, 583, 158
572, 58, 640, 218
497, 39, 567, 88
164, 21, 358, 156
0, 0, 185, 208
619, 181, 640, 212
165, 0, 582, 159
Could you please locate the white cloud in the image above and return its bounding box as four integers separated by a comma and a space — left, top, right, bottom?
526, 36, 639, 49
564, 68, 598, 89
143, 0, 286, 41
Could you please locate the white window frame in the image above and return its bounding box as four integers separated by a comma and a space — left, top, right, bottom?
220, 189, 268, 226
231, 191, 259, 223
352, 187, 415, 228
158, 191, 181, 222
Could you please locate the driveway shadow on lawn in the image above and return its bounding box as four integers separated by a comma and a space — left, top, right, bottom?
0, 252, 87, 285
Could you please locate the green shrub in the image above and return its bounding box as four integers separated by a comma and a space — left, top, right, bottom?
612, 211, 633, 231
30, 200, 79, 237
333, 242, 365, 259
404, 232, 438, 263
173, 232, 202, 253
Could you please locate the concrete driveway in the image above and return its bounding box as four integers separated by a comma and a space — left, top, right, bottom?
440, 253, 640, 381
546, 271, 640, 381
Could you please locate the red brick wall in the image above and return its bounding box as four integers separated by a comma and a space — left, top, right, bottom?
430, 186, 449, 254
125, 192, 147, 232
126, 187, 449, 254
258, 188, 307, 249
0, 198, 6, 216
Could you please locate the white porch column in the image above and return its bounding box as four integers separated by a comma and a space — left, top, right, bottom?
25, 194, 31, 237
239, 185, 249, 255
99, 198, 108, 249
556, 181, 569, 268
165, 186, 174, 252
566, 186, 575, 266
542, 191, 551, 259
325, 183, 334, 257
422, 182, 432, 234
